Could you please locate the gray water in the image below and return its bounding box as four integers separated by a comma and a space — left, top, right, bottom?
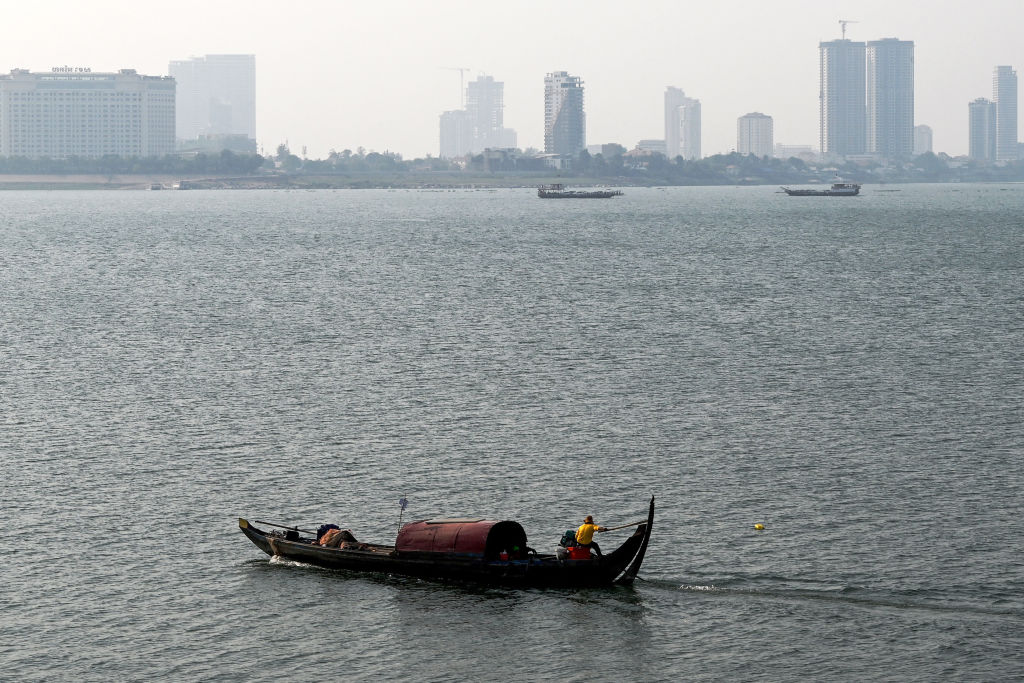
2, 185, 1022, 681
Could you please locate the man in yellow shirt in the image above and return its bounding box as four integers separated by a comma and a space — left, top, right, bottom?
575, 515, 608, 558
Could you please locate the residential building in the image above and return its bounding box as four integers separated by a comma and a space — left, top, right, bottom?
665, 87, 701, 159
969, 98, 997, 161
737, 112, 773, 156
866, 39, 915, 160
169, 54, 255, 144
665, 87, 686, 158
586, 143, 626, 157
544, 71, 585, 155
774, 143, 817, 161
819, 39, 867, 158
0, 67, 175, 158
635, 139, 667, 155
993, 66, 1018, 161
439, 109, 473, 159
177, 134, 258, 156
679, 98, 701, 160
913, 125, 932, 155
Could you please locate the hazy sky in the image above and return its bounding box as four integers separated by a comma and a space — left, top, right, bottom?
5, 0, 1023, 158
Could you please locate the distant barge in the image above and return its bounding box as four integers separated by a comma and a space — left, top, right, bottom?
538, 183, 623, 199
781, 181, 861, 196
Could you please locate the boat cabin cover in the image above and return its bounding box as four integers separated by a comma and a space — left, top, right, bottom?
396, 519, 528, 558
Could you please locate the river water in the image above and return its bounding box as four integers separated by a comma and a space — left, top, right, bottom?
2, 185, 1022, 681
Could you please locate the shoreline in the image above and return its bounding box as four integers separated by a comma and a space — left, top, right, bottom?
0, 173, 1013, 191
0, 174, 622, 191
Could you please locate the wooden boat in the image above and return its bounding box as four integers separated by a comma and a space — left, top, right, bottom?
239, 497, 654, 587
537, 183, 623, 198
780, 180, 861, 196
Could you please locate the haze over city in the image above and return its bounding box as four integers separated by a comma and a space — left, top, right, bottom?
4, 0, 1023, 158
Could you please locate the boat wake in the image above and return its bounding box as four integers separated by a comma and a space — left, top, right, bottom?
269, 555, 314, 569
662, 578, 1022, 618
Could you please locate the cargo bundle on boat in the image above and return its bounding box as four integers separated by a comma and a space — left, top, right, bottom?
238, 497, 654, 587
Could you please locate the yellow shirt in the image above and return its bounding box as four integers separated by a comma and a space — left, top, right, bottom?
576, 523, 599, 545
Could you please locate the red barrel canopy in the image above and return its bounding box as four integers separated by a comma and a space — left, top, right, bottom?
396, 518, 528, 558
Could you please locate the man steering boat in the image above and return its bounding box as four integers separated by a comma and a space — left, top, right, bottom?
575, 515, 608, 558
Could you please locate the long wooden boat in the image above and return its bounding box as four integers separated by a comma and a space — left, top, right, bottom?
239, 497, 654, 587
780, 181, 861, 196
538, 183, 623, 198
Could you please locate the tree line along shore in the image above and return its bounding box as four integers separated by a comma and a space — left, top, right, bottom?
3, 147, 1024, 189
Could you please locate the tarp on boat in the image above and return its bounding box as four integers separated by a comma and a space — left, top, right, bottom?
396, 519, 528, 558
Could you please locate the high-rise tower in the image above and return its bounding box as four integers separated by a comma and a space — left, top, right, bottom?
665, 87, 701, 160
969, 98, 997, 161
993, 66, 1018, 161
544, 71, 585, 155
439, 110, 473, 159
168, 54, 255, 142
737, 112, 774, 156
819, 39, 866, 157
866, 39, 914, 160
665, 87, 685, 159
913, 125, 932, 156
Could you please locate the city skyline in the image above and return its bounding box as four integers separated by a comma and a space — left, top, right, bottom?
2, 0, 1023, 158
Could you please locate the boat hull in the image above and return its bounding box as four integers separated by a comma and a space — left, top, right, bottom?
537, 190, 622, 199
782, 189, 860, 196
239, 498, 654, 588
781, 182, 861, 196
537, 183, 623, 199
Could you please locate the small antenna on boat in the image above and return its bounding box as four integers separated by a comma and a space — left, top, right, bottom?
397, 495, 409, 537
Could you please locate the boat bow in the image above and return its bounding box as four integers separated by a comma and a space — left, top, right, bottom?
613, 496, 655, 585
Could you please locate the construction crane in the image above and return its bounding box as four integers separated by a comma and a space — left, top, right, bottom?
838, 19, 858, 40
440, 67, 470, 107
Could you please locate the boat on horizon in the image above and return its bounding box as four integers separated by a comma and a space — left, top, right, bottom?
538, 183, 623, 199
239, 496, 654, 587
781, 180, 861, 196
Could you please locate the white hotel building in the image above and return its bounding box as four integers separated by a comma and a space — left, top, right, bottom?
0, 68, 176, 158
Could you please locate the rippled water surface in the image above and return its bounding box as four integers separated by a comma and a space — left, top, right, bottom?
2, 185, 1023, 681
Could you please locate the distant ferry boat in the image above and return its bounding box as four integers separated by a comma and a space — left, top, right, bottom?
781, 180, 861, 196
538, 183, 623, 199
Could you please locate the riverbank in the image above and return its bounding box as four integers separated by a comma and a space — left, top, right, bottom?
0, 172, 613, 190
0, 174, 284, 190
1, 171, 1017, 190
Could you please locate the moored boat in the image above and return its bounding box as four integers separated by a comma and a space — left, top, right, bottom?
781, 180, 861, 196
239, 497, 654, 587
538, 183, 623, 199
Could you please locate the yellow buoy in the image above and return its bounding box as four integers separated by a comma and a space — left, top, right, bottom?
754, 523, 765, 531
